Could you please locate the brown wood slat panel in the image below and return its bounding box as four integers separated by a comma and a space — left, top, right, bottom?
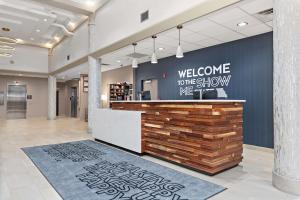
112, 101, 244, 175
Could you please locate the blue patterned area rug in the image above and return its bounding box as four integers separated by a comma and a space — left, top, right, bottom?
22, 140, 225, 200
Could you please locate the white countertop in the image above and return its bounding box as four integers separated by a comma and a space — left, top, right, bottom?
111, 99, 246, 103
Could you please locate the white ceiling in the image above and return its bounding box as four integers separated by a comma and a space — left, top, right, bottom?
100, 0, 273, 70
58, 0, 273, 81
0, 0, 107, 49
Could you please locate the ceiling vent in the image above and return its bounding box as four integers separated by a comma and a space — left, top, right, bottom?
255, 8, 273, 23
141, 10, 149, 23
258, 8, 273, 15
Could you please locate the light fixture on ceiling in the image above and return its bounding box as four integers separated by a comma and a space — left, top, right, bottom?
116, 60, 121, 63
158, 47, 165, 51
30, 37, 34, 41
43, 18, 48, 22
0, 44, 15, 51
237, 21, 248, 27
36, 29, 41, 33
68, 22, 75, 29
151, 35, 158, 64
16, 39, 24, 44
86, 0, 95, 6
54, 36, 60, 42
176, 25, 184, 58
0, 37, 17, 45
0, 52, 12, 57
45, 42, 53, 48
132, 43, 138, 68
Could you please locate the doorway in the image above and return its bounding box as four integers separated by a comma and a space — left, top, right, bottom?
143, 79, 158, 100
6, 83, 27, 119
70, 87, 77, 118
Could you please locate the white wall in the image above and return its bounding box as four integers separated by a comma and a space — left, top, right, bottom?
94, 0, 206, 49
49, 0, 208, 72
49, 21, 89, 72
0, 45, 48, 73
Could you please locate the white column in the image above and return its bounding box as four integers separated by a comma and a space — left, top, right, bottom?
273, 0, 300, 195
88, 13, 96, 53
88, 56, 102, 134
48, 75, 56, 120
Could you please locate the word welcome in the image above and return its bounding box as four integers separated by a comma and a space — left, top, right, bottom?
178, 63, 231, 78
176, 63, 232, 96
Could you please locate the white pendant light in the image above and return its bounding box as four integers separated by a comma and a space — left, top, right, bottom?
176, 45, 183, 58
132, 43, 138, 68
176, 25, 184, 58
151, 35, 158, 64
132, 58, 138, 68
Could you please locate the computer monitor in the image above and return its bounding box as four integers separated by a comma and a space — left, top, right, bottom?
193, 91, 201, 100
202, 89, 218, 99
142, 91, 151, 100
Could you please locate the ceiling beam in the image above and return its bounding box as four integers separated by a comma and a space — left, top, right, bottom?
30, 0, 93, 16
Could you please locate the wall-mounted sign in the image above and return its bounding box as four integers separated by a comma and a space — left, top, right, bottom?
177, 63, 232, 96
0, 92, 4, 105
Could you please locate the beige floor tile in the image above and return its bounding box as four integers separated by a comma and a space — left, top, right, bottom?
0, 117, 298, 200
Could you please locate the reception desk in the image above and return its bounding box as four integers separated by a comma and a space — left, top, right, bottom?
94, 100, 245, 175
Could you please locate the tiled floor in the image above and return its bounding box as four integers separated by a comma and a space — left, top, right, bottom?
0, 118, 298, 200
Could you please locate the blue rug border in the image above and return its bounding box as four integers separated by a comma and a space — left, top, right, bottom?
21, 139, 227, 200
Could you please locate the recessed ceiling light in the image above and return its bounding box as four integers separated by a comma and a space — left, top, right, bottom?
86, 0, 95, 6
45, 43, 53, 48
30, 37, 34, 41
54, 36, 60, 42
158, 47, 165, 51
36, 29, 41, 33
16, 38, 24, 44
237, 21, 248, 27
2, 27, 10, 32
68, 22, 75, 29
43, 18, 48, 22
116, 60, 121, 63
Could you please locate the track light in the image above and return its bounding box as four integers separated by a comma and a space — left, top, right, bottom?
0, 44, 15, 51
151, 35, 158, 64
176, 25, 184, 58
0, 52, 12, 57
0, 37, 17, 45
132, 43, 138, 68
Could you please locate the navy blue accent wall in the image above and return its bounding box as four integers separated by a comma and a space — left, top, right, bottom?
135, 32, 274, 148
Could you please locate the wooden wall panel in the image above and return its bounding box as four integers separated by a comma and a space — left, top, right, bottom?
112, 102, 244, 175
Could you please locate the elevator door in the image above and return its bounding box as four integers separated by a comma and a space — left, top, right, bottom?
7, 84, 27, 119
70, 87, 77, 118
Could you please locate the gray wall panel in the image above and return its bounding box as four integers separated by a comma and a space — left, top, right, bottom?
135, 32, 274, 148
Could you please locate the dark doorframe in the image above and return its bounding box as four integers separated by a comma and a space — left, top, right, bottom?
56, 90, 59, 116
